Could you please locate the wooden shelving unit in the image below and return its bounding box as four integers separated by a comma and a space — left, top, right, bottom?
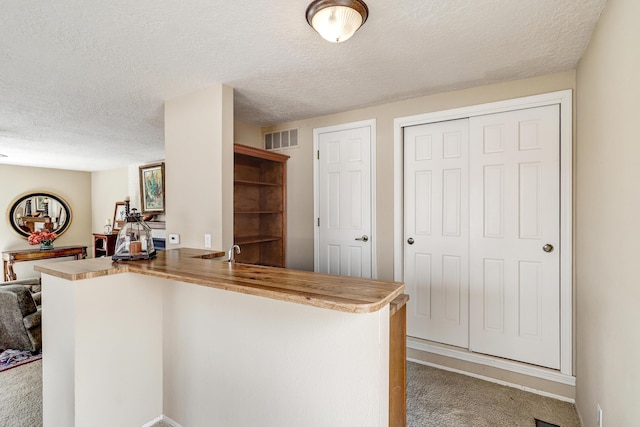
92, 233, 117, 258
234, 144, 289, 267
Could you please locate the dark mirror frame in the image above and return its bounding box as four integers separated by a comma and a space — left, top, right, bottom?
7, 192, 73, 239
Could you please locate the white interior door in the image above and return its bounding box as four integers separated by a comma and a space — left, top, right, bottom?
468, 105, 560, 369
404, 119, 470, 347
315, 123, 373, 278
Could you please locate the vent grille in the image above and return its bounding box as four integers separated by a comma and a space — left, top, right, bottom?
265, 129, 298, 151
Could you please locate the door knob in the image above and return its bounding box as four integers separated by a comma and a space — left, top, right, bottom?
543, 244, 554, 253
407, 237, 415, 245
355, 235, 369, 242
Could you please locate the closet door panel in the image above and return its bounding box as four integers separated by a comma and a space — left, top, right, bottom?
469, 105, 560, 370
404, 119, 470, 348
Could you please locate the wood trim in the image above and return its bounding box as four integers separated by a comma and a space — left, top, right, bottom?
389, 295, 408, 427
92, 233, 118, 257
234, 143, 290, 162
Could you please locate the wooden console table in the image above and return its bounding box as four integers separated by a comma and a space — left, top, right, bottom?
2, 245, 87, 281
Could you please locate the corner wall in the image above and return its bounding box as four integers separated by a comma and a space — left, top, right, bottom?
164, 85, 234, 251
575, 0, 640, 425
264, 71, 576, 277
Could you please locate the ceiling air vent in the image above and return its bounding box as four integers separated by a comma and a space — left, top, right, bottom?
264, 129, 298, 151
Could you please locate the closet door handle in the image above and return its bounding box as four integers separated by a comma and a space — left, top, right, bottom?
543, 244, 554, 253
407, 237, 415, 245
355, 235, 369, 242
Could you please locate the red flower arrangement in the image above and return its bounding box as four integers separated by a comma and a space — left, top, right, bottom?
28, 230, 58, 245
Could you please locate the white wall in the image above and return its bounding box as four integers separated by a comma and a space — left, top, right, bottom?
160, 279, 389, 427
41, 275, 75, 426
263, 71, 576, 276
0, 164, 91, 278
164, 85, 234, 251
575, 0, 640, 425
42, 270, 390, 426
42, 273, 163, 426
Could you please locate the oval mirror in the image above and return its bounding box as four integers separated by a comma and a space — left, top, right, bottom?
7, 192, 73, 239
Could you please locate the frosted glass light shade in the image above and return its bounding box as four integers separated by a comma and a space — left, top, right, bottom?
306, 0, 369, 43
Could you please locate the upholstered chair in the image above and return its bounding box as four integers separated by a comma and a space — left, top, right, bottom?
0, 277, 41, 306
0, 285, 42, 352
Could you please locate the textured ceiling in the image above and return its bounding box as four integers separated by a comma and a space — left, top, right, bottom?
0, 0, 606, 171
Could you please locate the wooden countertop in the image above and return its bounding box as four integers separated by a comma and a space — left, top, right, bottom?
35, 248, 405, 314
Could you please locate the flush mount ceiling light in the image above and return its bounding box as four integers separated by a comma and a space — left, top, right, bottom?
306, 0, 369, 43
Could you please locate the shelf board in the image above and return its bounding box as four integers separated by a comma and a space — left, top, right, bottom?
234, 210, 282, 214
234, 179, 281, 187
234, 236, 282, 245
235, 144, 290, 162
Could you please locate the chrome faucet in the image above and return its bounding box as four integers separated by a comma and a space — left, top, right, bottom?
227, 244, 241, 262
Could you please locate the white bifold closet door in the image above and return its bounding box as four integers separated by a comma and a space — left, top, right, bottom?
404, 118, 470, 348
468, 105, 560, 369
404, 105, 561, 369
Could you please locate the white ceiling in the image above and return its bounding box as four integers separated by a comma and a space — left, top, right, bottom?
0, 0, 606, 172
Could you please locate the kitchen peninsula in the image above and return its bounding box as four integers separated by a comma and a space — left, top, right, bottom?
36, 248, 406, 427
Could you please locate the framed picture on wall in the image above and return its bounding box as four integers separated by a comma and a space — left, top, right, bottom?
113, 202, 127, 231
139, 162, 165, 214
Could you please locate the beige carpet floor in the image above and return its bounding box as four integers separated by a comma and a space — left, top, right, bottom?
0, 359, 581, 426
407, 361, 581, 427
0, 359, 42, 427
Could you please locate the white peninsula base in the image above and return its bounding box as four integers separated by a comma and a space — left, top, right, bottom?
42, 272, 391, 426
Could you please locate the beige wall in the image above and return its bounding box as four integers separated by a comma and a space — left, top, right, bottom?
91, 164, 166, 241
0, 165, 91, 278
234, 120, 262, 148
164, 85, 234, 251
264, 71, 576, 277
91, 167, 129, 235
575, 0, 640, 425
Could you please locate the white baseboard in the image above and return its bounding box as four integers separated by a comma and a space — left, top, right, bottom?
408, 357, 575, 403
141, 415, 183, 427
407, 338, 576, 394
141, 416, 162, 427
161, 415, 183, 427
